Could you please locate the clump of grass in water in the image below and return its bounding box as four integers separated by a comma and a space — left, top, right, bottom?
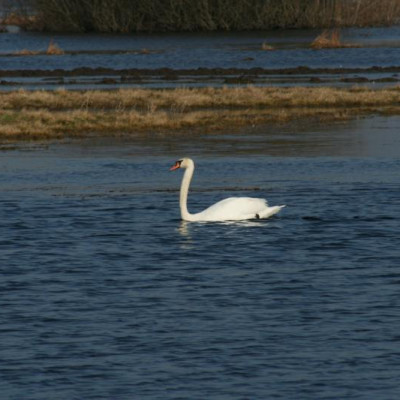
14, 39, 64, 56
46, 39, 64, 55
311, 29, 359, 49
261, 42, 274, 51
14, 49, 40, 56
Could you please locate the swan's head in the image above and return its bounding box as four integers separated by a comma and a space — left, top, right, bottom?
170, 158, 193, 171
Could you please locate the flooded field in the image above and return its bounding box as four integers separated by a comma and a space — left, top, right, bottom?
1, 116, 400, 399
0, 27, 399, 89
1, 24, 400, 400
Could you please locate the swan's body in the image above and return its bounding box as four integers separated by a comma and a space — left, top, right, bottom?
170, 158, 285, 222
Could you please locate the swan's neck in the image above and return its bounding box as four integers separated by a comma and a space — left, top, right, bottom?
180, 163, 194, 221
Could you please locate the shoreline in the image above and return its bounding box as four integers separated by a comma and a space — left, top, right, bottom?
1, 66, 399, 91
1, 86, 400, 140
1, 66, 400, 78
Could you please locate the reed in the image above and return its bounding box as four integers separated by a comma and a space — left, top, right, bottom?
261, 42, 274, 51
0, 11, 36, 30
14, 49, 40, 56
1, 86, 400, 139
311, 29, 359, 49
13, 40, 64, 56
7, 0, 400, 32
46, 39, 64, 55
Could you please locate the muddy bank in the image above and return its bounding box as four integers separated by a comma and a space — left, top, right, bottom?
1, 65, 400, 78
0, 66, 399, 90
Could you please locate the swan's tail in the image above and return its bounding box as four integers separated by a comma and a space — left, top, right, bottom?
258, 205, 285, 219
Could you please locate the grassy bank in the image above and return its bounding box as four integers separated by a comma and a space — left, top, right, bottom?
4, 0, 400, 32
1, 86, 400, 139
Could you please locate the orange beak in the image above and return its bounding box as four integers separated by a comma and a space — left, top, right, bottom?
169, 161, 181, 171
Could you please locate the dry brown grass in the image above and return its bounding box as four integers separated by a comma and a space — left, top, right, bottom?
14, 49, 40, 56
261, 42, 274, 51
0, 12, 37, 29
1, 86, 400, 139
13, 40, 64, 57
3, 86, 399, 111
46, 39, 65, 55
311, 29, 359, 49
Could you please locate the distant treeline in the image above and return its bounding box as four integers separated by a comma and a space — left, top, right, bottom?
10, 0, 400, 32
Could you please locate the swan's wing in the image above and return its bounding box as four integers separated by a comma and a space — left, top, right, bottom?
195, 197, 270, 221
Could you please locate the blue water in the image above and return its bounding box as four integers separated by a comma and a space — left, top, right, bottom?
1, 116, 399, 399
0, 27, 399, 71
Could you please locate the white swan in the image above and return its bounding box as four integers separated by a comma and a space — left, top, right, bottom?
170, 158, 285, 222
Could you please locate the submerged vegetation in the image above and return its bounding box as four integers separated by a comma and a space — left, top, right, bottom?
1, 86, 400, 139
2, 0, 400, 32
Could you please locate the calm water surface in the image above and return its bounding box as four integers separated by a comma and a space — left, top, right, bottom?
1, 27, 399, 90
1, 116, 400, 399
0, 27, 399, 71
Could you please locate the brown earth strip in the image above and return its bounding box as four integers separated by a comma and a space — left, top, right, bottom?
1, 66, 400, 79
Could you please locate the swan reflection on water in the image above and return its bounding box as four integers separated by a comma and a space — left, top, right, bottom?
177, 220, 191, 238
176, 221, 195, 250
177, 218, 269, 240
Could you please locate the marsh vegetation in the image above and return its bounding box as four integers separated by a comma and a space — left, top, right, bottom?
3, 0, 400, 32
1, 86, 400, 139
